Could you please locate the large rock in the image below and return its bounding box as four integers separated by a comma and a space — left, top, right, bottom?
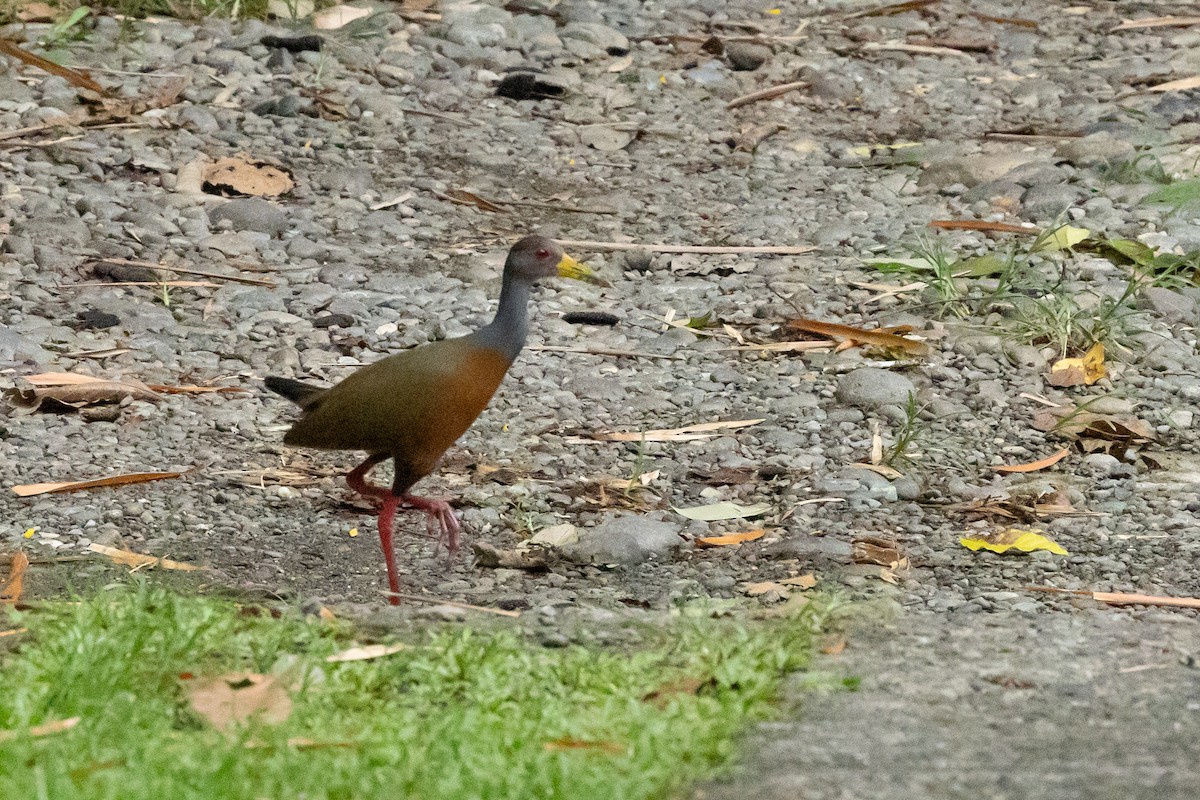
560, 513, 684, 565
836, 368, 916, 410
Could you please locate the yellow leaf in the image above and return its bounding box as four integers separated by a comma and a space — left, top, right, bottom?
696, 529, 765, 547
960, 528, 1068, 556
1037, 225, 1090, 251
1048, 342, 1106, 387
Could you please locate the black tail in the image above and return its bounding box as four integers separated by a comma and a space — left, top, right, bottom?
264, 376, 326, 409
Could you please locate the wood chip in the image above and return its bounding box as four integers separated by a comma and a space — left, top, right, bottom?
1, 551, 29, 605
87, 543, 205, 572
1028, 587, 1200, 610
0, 716, 81, 743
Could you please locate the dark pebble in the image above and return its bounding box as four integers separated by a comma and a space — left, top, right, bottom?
562, 311, 620, 326
259, 35, 322, 53
76, 309, 121, 330
313, 313, 356, 329
496, 72, 566, 101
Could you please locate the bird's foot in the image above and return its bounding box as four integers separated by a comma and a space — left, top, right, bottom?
402, 495, 461, 561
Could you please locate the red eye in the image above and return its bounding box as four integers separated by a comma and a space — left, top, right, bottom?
536, 248, 550, 259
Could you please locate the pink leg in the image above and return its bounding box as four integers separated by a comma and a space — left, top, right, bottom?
377, 495, 402, 605
346, 457, 390, 501
401, 494, 461, 559
346, 455, 403, 605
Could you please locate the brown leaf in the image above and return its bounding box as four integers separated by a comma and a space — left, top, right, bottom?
744, 581, 790, 600
543, 737, 625, 755
691, 466, 758, 485
16, 2, 56, 21
202, 155, 294, 197
187, 673, 293, 730
5, 372, 161, 412
87, 543, 205, 572
787, 318, 930, 356
994, 447, 1071, 474
1, 551, 29, 605
471, 541, 548, 571
642, 676, 713, 707
13, 471, 183, 497
820, 635, 847, 655
779, 573, 817, 589
852, 536, 904, 568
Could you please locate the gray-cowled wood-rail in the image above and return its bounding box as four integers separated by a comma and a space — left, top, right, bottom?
266, 235, 601, 604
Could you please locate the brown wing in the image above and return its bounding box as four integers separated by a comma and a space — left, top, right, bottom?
283, 337, 512, 481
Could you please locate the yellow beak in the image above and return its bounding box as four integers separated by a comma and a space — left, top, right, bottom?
556, 253, 608, 286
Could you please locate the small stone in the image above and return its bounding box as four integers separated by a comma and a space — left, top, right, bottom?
1138, 287, 1198, 325
623, 249, 654, 273
312, 313, 355, 329
80, 405, 122, 423
725, 41, 770, 71
836, 368, 917, 409
209, 198, 290, 237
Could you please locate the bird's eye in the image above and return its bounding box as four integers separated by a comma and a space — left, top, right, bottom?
536, 248, 550, 260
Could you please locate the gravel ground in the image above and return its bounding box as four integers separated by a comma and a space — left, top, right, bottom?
3, 0, 1200, 794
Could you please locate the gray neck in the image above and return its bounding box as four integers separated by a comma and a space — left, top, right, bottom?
473, 273, 531, 362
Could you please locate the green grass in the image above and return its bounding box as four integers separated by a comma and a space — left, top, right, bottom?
0, 584, 834, 800
0, 0, 269, 25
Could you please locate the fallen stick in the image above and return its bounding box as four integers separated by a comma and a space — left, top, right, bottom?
0, 134, 85, 150
528, 344, 681, 360
93, 258, 277, 287
726, 80, 808, 110
928, 219, 1039, 234
557, 239, 816, 255
382, 592, 522, 617
0, 38, 104, 92
860, 41, 975, 60
1027, 586, 1200, 610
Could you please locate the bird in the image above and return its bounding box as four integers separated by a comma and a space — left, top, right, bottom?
265, 235, 602, 604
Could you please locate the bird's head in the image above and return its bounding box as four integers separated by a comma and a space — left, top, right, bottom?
505, 235, 605, 285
